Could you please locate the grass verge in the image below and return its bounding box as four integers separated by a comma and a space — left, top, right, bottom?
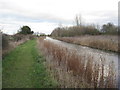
3, 39, 57, 88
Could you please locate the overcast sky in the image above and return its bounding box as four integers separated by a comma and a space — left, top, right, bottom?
0, 0, 119, 35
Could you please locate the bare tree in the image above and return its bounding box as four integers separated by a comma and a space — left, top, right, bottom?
75, 14, 82, 26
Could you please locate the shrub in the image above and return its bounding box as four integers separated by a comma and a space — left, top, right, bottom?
51, 25, 100, 37
18, 26, 34, 35
101, 23, 118, 35
2, 34, 9, 50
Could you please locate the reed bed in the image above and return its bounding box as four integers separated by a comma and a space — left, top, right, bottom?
54, 35, 118, 52
37, 37, 117, 88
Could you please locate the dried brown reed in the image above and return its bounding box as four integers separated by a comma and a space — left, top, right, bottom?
104, 61, 117, 88
38, 37, 117, 88
92, 62, 100, 88
84, 56, 94, 84
55, 35, 118, 52
99, 57, 105, 88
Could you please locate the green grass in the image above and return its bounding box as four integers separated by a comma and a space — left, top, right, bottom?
2, 39, 58, 88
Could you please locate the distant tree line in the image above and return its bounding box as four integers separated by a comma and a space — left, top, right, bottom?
51, 14, 118, 37
51, 22, 118, 37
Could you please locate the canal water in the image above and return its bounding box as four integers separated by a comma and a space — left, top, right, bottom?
45, 37, 119, 87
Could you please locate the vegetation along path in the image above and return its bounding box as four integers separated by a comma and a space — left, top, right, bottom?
3, 39, 57, 88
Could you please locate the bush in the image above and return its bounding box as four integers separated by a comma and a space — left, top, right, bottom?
2, 34, 9, 50
51, 23, 117, 37
51, 25, 100, 37
101, 23, 118, 35
29, 35, 35, 40
18, 26, 34, 35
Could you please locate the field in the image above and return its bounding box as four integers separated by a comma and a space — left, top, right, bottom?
54, 35, 118, 52
2, 39, 57, 88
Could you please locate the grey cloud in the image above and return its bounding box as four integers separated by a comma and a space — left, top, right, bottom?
0, 0, 72, 24
82, 10, 117, 25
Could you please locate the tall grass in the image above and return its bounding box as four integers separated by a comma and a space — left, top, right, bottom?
38, 37, 117, 88
55, 35, 118, 52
